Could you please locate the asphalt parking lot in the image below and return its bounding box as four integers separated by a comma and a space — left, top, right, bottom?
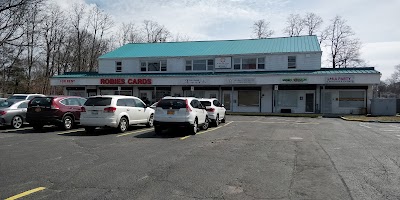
1, 116, 400, 200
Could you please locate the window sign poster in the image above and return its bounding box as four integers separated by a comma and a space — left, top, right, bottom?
215, 57, 232, 69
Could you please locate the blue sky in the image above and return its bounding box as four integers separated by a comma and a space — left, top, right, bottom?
53, 0, 400, 80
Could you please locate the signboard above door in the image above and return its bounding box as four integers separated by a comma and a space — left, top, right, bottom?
215, 57, 232, 69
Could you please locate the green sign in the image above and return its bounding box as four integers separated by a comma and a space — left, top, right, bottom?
281, 77, 308, 83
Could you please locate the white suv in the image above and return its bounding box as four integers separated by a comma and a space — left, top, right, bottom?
153, 97, 209, 135
199, 98, 226, 127
80, 95, 155, 133
7, 94, 45, 101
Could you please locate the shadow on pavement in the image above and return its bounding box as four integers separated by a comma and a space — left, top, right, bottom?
135, 128, 189, 138
60, 125, 150, 136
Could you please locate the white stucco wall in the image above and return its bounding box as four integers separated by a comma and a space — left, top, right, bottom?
97, 52, 322, 74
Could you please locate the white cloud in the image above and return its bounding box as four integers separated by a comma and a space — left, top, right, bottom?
361, 42, 400, 80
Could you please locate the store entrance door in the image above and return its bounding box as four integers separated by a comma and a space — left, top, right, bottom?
222, 91, 231, 111
305, 93, 314, 113
322, 91, 332, 113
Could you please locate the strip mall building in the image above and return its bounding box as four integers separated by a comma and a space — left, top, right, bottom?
50, 35, 381, 114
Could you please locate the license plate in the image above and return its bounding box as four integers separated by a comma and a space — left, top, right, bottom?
92, 111, 98, 115
167, 110, 174, 115
35, 107, 41, 112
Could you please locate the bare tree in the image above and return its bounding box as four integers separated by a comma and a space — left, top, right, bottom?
283, 14, 304, 37
143, 20, 171, 43
252, 19, 274, 39
41, 4, 66, 93
88, 6, 113, 71
117, 22, 144, 46
172, 33, 191, 42
324, 15, 363, 68
0, 0, 42, 46
304, 13, 323, 35
25, 2, 42, 92
70, 3, 87, 72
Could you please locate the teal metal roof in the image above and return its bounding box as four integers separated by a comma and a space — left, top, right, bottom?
52, 67, 380, 78
99, 35, 321, 59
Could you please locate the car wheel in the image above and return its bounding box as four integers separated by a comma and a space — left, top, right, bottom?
118, 117, 128, 133
201, 116, 209, 130
146, 114, 154, 128
214, 115, 220, 127
154, 126, 162, 135
189, 119, 198, 135
11, 115, 23, 129
62, 116, 74, 130
32, 124, 44, 130
84, 126, 95, 134
221, 113, 226, 123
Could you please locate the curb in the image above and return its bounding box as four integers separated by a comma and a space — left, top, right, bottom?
226, 112, 321, 118
340, 116, 400, 123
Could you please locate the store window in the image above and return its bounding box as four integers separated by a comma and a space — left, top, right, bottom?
258, 58, 265, 69
185, 59, 214, 71
288, 56, 296, 69
277, 91, 298, 107
339, 91, 365, 107
233, 58, 241, 70
238, 91, 259, 106
233, 57, 265, 70
193, 60, 206, 70
140, 60, 167, 72
116, 61, 122, 72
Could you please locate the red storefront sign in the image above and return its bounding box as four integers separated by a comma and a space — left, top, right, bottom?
59, 79, 76, 84
100, 78, 152, 85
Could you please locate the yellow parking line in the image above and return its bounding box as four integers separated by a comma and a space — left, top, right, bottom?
180, 136, 191, 140
116, 128, 153, 137
2, 127, 33, 133
57, 128, 85, 135
197, 121, 233, 135
5, 187, 46, 200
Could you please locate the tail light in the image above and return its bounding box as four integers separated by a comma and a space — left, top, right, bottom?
206, 108, 215, 112
185, 99, 192, 112
51, 101, 59, 109
81, 106, 86, 112
104, 107, 116, 113
0, 111, 6, 115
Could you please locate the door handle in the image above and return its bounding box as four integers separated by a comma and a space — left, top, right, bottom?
127, 109, 130, 111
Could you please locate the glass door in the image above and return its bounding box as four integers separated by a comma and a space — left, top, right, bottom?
223, 91, 231, 111
322, 91, 332, 113
305, 93, 314, 113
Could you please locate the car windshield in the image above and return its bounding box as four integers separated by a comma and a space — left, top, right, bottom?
0, 101, 16, 108
30, 97, 53, 106
157, 99, 186, 109
8, 95, 27, 100
84, 97, 112, 106
200, 101, 212, 106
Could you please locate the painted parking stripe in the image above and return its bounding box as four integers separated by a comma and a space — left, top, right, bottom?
116, 128, 153, 137
1, 127, 33, 133
197, 121, 233, 135
57, 128, 85, 135
5, 187, 46, 200
359, 123, 371, 129
180, 136, 191, 140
